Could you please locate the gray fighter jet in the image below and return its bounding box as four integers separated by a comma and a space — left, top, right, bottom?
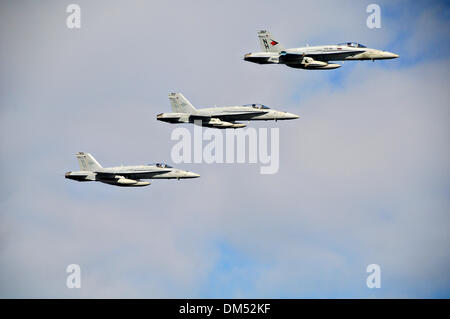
157, 93, 299, 129
244, 30, 399, 70
65, 152, 199, 187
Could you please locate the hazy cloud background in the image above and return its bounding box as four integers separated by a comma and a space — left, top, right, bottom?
0, 0, 449, 298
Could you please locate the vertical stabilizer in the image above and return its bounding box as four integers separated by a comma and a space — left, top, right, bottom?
76, 152, 102, 171
168, 93, 197, 114
257, 30, 285, 53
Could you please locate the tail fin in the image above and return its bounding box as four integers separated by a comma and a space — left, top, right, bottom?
258, 30, 285, 53
168, 93, 197, 114
76, 152, 102, 171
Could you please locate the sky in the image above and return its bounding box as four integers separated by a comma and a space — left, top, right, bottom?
0, 0, 449, 298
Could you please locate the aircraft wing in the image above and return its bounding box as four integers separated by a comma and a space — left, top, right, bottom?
158, 110, 267, 122
278, 52, 304, 63
213, 110, 268, 121
280, 50, 360, 62
157, 112, 210, 123
96, 169, 172, 180
189, 114, 213, 119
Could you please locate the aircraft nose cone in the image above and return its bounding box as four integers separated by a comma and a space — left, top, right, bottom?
185, 172, 200, 178
383, 51, 399, 59
283, 112, 300, 120
387, 51, 399, 58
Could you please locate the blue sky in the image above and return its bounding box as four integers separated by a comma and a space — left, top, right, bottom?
0, 0, 449, 298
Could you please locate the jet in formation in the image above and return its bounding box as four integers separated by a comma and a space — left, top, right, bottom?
244, 30, 399, 70
65, 152, 200, 187
157, 93, 299, 129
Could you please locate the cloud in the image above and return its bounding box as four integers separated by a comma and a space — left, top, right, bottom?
0, 0, 449, 298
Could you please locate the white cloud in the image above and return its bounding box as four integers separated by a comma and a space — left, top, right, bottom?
0, 0, 448, 298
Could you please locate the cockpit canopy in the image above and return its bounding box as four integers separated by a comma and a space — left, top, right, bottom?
150, 163, 173, 168
244, 103, 270, 109
338, 42, 366, 48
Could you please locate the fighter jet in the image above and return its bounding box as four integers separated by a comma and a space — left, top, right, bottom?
65, 152, 199, 187
244, 30, 399, 70
157, 93, 299, 129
